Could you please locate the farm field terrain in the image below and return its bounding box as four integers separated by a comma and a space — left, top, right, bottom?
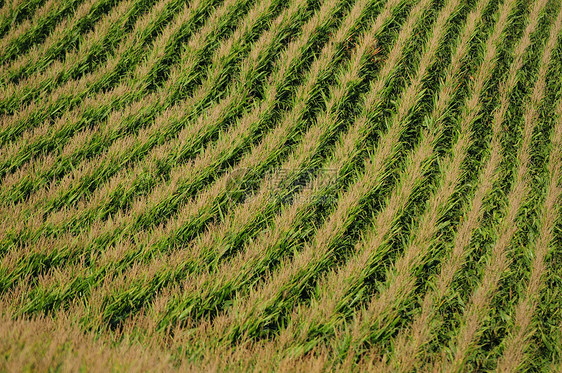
0, 0, 561, 370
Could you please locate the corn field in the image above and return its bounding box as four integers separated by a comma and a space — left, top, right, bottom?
0, 0, 561, 370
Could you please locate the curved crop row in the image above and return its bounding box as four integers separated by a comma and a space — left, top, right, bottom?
1, 0, 562, 369
0, 0, 346, 296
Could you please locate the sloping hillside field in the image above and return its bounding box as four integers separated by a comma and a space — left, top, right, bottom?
1, 0, 561, 370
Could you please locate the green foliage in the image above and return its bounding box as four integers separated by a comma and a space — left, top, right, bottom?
1, 0, 561, 369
